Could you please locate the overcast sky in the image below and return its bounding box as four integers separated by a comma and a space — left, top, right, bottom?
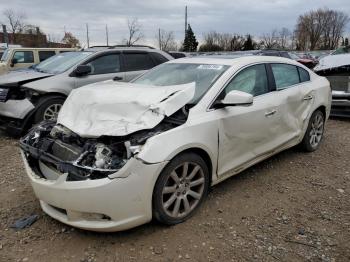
0, 0, 349, 47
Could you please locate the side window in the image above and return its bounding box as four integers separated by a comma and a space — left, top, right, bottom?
38, 51, 56, 62
124, 53, 155, 71
298, 67, 310, 82
224, 64, 269, 97
271, 64, 299, 90
149, 52, 169, 65
87, 54, 121, 75
13, 51, 34, 63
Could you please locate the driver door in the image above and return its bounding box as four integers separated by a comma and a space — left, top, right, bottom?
216, 64, 281, 176
74, 52, 125, 88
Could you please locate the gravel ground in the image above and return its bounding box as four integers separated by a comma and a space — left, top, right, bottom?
0, 119, 349, 262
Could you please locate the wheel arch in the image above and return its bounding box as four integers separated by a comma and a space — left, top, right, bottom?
35, 92, 67, 103
157, 146, 214, 187
315, 105, 326, 119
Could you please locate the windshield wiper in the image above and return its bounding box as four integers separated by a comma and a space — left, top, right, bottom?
35, 68, 47, 73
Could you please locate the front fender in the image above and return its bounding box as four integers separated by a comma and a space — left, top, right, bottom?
136, 121, 218, 177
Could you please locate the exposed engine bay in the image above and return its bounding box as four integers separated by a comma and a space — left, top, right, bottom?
20, 109, 188, 181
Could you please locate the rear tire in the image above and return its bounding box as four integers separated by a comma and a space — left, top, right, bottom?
152, 152, 209, 225
34, 97, 65, 124
300, 110, 325, 152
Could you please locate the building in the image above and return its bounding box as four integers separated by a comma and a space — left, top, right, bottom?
0, 28, 71, 48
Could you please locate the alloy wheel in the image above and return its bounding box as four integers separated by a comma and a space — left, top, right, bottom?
309, 113, 324, 148
43, 104, 62, 120
161, 162, 205, 219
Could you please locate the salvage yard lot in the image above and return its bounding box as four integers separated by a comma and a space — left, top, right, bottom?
0, 119, 349, 262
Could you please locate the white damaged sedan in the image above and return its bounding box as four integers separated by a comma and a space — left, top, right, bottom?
20, 56, 331, 232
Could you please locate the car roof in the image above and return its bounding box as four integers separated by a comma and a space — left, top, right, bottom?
84, 46, 156, 52
6, 47, 76, 50
167, 55, 300, 66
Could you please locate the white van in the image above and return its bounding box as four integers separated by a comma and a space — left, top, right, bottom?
0, 47, 76, 75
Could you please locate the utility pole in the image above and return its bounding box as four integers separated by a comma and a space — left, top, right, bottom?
185, 6, 188, 36
86, 23, 90, 48
2, 25, 9, 47
158, 28, 161, 50
106, 25, 109, 46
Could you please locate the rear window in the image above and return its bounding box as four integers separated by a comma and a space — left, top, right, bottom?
170, 52, 186, 59
271, 63, 300, 90
39, 51, 56, 62
298, 67, 310, 82
123, 53, 155, 71
150, 52, 169, 65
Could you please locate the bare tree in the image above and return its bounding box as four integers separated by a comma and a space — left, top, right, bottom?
125, 18, 143, 46
278, 27, 291, 49
261, 29, 279, 49
3, 9, 26, 43
322, 9, 348, 49
229, 35, 246, 51
157, 30, 177, 51
295, 8, 349, 50
62, 32, 81, 48
199, 31, 246, 51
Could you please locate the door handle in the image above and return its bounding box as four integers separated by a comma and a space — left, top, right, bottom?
113, 76, 123, 81
265, 109, 277, 117
303, 95, 313, 101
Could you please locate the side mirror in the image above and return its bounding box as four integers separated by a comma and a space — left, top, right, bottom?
10, 58, 18, 67
74, 65, 92, 76
213, 90, 253, 109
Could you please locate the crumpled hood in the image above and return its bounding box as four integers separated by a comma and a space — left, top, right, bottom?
314, 54, 350, 72
57, 81, 195, 138
0, 69, 53, 87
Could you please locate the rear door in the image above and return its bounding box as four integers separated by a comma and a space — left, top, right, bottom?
122, 51, 156, 81
74, 52, 124, 88
268, 63, 314, 143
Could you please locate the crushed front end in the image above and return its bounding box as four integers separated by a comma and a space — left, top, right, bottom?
20, 121, 130, 181
19, 118, 186, 231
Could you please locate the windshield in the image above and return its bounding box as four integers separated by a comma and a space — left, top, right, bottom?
133, 63, 229, 103
34, 51, 93, 74
332, 46, 350, 55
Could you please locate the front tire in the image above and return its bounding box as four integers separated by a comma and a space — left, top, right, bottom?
300, 110, 325, 152
152, 152, 209, 225
34, 97, 65, 124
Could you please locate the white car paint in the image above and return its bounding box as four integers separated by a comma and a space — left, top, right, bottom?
0, 98, 34, 119
57, 81, 195, 137
314, 53, 350, 72
21, 56, 331, 232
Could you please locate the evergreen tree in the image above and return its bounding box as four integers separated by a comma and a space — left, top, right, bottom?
345, 37, 349, 46
243, 34, 255, 50
183, 24, 198, 52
